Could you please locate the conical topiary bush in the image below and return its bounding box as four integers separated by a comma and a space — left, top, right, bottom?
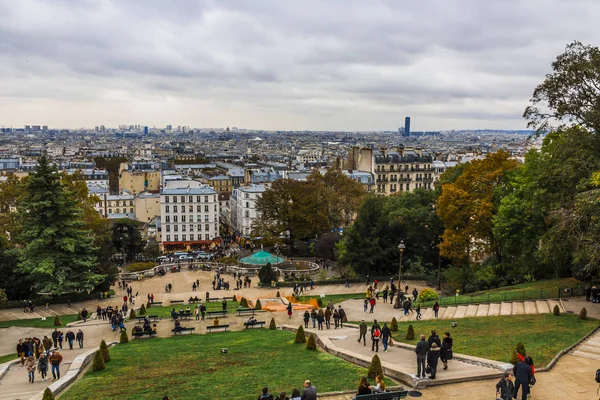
139, 304, 146, 315
553, 304, 560, 316
510, 342, 526, 364
42, 388, 55, 400
120, 330, 129, 344
405, 324, 415, 340
306, 334, 317, 350
91, 349, 105, 371
129, 309, 136, 319
367, 354, 383, 379
255, 299, 262, 310
53, 316, 62, 326
99, 340, 110, 362
269, 318, 277, 330
579, 307, 587, 320
390, 317, 398, 332
295, 326, 306, 343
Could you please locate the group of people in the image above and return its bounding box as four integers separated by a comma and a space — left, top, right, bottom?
358, 320, 392, 352
16, 332, 67, 383
496, 353, 535, 400
301, 303, 346, 329
258, 380, 317, 400
357, 375, 386, 395
132, 317, 157, 335
414, 330, 453, 380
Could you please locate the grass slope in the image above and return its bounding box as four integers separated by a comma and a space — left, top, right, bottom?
60, 330, 367, 400
144, 301, 240, 319
385, 314, 597, 366
0, 354, 17, 364
0, 314, 79, 329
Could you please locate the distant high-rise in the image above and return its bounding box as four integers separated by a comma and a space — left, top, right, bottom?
404, 116, 411, 137
143, 126, 149, 135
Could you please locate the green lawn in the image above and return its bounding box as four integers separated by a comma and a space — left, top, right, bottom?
0, 354, 17, 364
60, 330, 368, 400
296, 293, 366, 304
143, 301, 240, 319
420, 278, 583, 307
0, 314, 79, 329
358, 314, 597, 366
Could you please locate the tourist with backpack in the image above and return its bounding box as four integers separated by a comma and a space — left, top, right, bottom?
371, 320, 381, 352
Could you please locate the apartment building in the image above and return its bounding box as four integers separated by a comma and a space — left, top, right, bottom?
229, 184, 265, 236
160, 179, 220, 251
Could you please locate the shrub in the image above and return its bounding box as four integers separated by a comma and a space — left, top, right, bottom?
417, 288, 439, 302
53, 316, 62, 326
405, 324, 415, 340
317, 298, 323, 308
390, 317, 398, 332
77, 311, 82, 321
91, 350, 105, 371
146, 301, 151, 309
553, 304, 560, 316
99, 340, 110, 362
276, 291, 281, 298
306, 334, 317, 350
139, 304, 146, 315
255, 299, 262, 310
269, 318, 277, 330
510, 342, 526, 364
42, 388, 55, 400
120, 330, 129, 344
129, 309, 136, 319
367, 354, 383, 379
295, 326, 306, 343
579, 307, 587, 320
126, 262, 156, 272
258, 263, 277, 284
240, 297, 249, 308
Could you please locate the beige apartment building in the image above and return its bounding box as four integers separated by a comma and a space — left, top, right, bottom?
119, 163, 161, 194
134, 192, 161, 223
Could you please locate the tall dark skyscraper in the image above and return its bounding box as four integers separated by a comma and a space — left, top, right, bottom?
143, 126, 149, 135
404, 116, 411, 137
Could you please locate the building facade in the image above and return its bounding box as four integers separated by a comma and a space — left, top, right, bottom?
374, 148, 434, 195
229, 184, 265, 236
160, 179, 220, 251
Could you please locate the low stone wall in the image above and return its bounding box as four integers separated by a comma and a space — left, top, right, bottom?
0, 358, 19, 380
29, 341, 118, 400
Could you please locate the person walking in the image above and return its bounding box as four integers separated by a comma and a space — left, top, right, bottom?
415, 334, 429, 379
49, 350, 63, 381
42, 336, 53, 356
382, 287, 389, 303
81, 308, 88, 323
51, 328, 59, 349
200, 303, 207, 320
371, 320, 381, 352
513, 358, 533, 400
317, 309, 324, 330
25, 355, 36, 383
194, 305, 200, 321
496, 371, 515, 400
222, 299, 227, 312
440, 332, 453, 370
416, 304, 422, 320
303, 311, 310, 329
363, 298, 368, 313
427, 343, 440, 379
433, 301, 440, 318
358, 320, 367, 346
381, 323, 391, 352
369, 297, 376, 313
38, 353, 48, 382
286, 302, 293, 319
57, 331, 64, 350
324, 307, 332, 329
412, 288, 418, 301
310, 309, 317, 328
333, 309, 340, 329
65, 330, 75, 350
17, 339, 25, 366
338, 306, 346, 328
76, 329, 84, 348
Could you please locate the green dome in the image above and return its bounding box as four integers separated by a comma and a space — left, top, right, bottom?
239, 250, 285, 266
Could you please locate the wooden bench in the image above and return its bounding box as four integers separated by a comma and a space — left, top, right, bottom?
206, 297, 219, 302
171, 327, 196, 335
188, 299, 202, 304
178, 312, 192, 320
206, 311, 227, 319
353, 390, 408, 400
207, 324, 230, 333
244, 321, 266, 329
237, 308, 256, 316
222, 296, 235, 301
135, 315, 160, 323
132, 330, 157, 338
149, 301, 163, 307
170, 300, 185, 304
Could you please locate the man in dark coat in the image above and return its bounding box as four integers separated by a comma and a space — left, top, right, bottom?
427, 343, 440, 379
513, 359, 533, 400
358, 320, 367, 346
496, 371, 515, 400
415, 334, 429, 379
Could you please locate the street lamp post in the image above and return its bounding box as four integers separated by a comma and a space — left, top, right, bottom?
394, 240, 405, 308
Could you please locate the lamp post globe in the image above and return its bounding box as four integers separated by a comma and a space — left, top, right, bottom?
394, 240, 406, 308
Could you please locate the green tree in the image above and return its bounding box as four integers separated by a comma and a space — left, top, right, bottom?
91, 350, 105, 371
18, 157, 104, 294
306, 334, 317, 350
258, 263, 277, 284
0, 288, 7, 304
99, 340, 110, 362
111, 219, 146, 265
295, 326, 306, 343
367, 354, 383, 379
42, 388, 55, 400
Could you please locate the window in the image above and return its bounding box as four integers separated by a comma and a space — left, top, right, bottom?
205, 196, 208, 202
182, 215, 186, 222
181, 196, 185, 203
205, 215, 209, 222
130, 208, 133, 213
173, 215, 178, 222
189, 205, 193, 212
196, 196, 201, 202
182, 225, 186, 232
173, 205, 178, 212
165, 205, 169, 213
173, 196, 177, 203
174, 235, 178, 241
165, 196, 169, 203
130, 200, 133, 206
245, 193, 249, 199
190, 234, 194, 241
189, 196, 193, 203
197, 205, 201, 212
174, 225, 178, 232
182, 234, 186, 241
205, 234, 210, 240
204, 205, 209, 212
245, 202, 249, 208
181, 206, 185, 213
165, 215, 170, 222
245, 210, 250, 218
166, 225, 170, 232
198, 224, 202, 231
116, 208, 120, 213
214, 204, 217, 211
205, 224, 209, 231
108, 209, 113, 214
166, 235, 170, 241
189, 224, 194, 231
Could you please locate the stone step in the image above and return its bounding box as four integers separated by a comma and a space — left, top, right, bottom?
453, 305, 468, 319
572, 350, 600, 361
535, 300, 550, 314
500, 302, 512, 316
440, 306, 457, 319
523, 301, 538, 314
578, 345, 600, 356
488, 303, 501, 316
512, 302, 525, 315
475, 303, 489, 317
421, 307, 435, 320
465, 304, 479, 318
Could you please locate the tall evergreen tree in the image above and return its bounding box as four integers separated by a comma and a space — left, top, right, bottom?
19, 157, 104, 294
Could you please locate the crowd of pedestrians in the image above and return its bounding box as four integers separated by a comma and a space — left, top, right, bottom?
301, 303, 345, 330
15, 330, 70, 384
414, 330, 453, 380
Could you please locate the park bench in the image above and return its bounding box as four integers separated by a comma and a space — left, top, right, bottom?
170, 300, 185, 305
132, 330, 157, 338
237, 308, 256, 316
244, 321, 266, 329
178, 311, 192, 320
135, 315, 160, 323
206, 311, 227, 319
222, 296, 235, 301
149, 301, 163, 307
353, 390, 408, 400
206, 324, 229, 333
206, 297, 220, 302
171, 327, 196, 335
188, 299, 202, 304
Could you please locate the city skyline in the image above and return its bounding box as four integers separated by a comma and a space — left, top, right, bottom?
2, 1, 600, 131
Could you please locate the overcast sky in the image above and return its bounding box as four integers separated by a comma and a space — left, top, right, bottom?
1, 0, 599, 131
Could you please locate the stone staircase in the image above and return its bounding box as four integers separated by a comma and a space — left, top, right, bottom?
0, 305, 78, 322
394, 299, 563, 322
571, 329, 600, 361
